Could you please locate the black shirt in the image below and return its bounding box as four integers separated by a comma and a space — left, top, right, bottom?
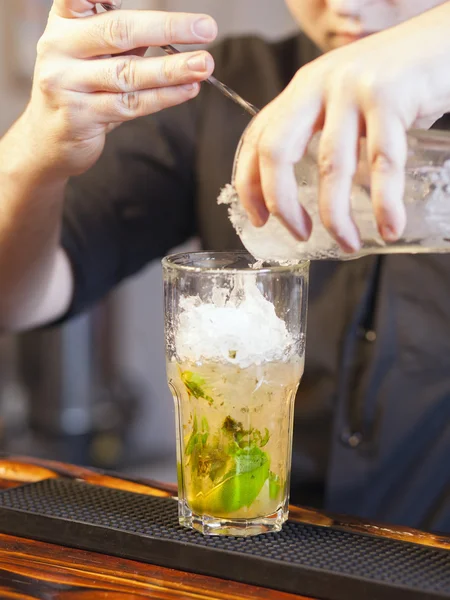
62, 33, 450, 533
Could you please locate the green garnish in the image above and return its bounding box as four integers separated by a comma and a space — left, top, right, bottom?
254, 427, 270, 448
222, 415, 242, 437
221, 416, 270, 450
269, 471, 282, 501
228, 350, 237, 359
235, 445, 267, 474
184, 414, 276, 515
207, 447, 231, 482
181, 371, 214, 404
185, 414, 209, 457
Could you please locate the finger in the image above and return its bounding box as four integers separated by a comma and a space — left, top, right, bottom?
255, 93, 323, 240
65, 51, 214, 93
235, 69, 324, 237
62, 10, 218, 58
365, 111, 407, 241
317, 102, 361, 252
52, 0, 122, 18
258, 147, 312, 241
88, 81, 201, 123
234, 117, 270, 227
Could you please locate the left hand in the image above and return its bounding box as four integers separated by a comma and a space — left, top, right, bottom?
234, 3, 450, 253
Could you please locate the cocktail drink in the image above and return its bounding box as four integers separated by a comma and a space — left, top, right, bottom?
163, 252, 309, 536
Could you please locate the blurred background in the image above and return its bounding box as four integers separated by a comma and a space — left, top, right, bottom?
0, 0, 296, 482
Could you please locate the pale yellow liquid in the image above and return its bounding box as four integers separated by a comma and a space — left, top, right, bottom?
167, 358, 303, 520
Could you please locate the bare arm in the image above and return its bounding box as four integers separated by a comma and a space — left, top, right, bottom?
0, 112, 72, 331
0, 0, 217, 331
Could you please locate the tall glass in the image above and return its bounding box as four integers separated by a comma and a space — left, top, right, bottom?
162, 252, 309, 536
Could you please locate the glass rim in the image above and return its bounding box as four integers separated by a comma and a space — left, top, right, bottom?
162, 251, 309, 274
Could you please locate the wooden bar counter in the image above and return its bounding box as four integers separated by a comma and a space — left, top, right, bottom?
0, 455, 449, 599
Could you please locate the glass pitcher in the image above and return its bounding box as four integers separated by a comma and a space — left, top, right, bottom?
220, 129, 450, 263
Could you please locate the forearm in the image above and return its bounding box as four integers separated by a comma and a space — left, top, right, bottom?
0, 110, 72, 331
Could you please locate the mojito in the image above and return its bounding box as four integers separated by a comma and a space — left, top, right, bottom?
168, 357, 303, 521
163, 252, 308, 536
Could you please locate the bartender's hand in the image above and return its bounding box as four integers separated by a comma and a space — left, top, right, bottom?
234, 3, 450, 252
24, 0, 216, 178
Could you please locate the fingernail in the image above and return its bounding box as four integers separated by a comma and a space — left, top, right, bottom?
380, 224, 398, 242
187, 53, 207, 72
250, 217, 263, 227
193, 17, 217, 40
340, 225, 361, 253
256, 204, 269, 225
286, 207, 311, 241
249, 211, 265, 227
182, 83, 199, 92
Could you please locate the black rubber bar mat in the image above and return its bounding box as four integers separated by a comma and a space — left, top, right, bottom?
0, 478, 449, 600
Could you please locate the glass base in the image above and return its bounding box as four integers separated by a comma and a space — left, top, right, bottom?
178, 499, 288, 537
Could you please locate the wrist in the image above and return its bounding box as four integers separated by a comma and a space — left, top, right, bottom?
2, 104, 71, 188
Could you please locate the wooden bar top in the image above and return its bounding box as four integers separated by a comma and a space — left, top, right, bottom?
0, 455, 449, 599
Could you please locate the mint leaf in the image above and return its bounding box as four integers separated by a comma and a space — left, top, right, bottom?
235, 446, 267, 475
203, 448, 270, 513
260, 428, 270, 448
269, 471, 282, 501
185, 432, 199, 456
221, 416, 270, 450
185, 414, 199, 456
208, 447, 230, 483
185, 414, 211, 470
181, 371, 214, 404
187, 414, 273, 514
222, 416, 242, 437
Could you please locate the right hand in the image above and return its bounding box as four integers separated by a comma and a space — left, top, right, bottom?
24, 0, 217, 179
